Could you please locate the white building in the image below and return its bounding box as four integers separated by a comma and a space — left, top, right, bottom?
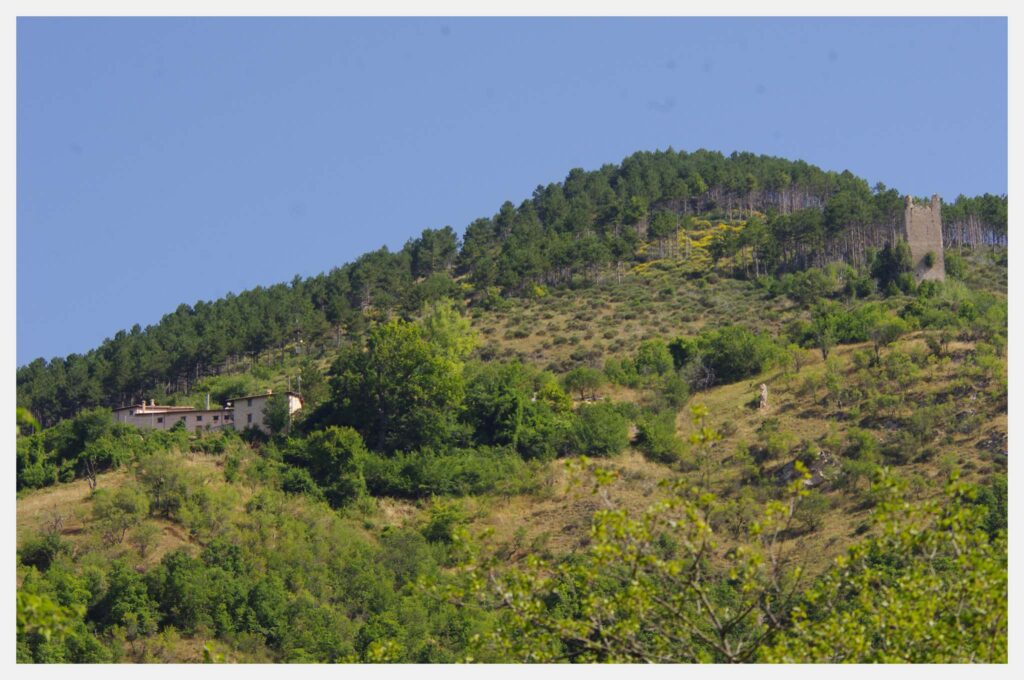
112, 390, 302, 434
228, 391, 304, 432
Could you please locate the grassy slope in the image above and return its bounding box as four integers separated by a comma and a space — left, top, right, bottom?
16, 246, 1007, 661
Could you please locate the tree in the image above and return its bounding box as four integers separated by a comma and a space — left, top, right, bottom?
563, 366, 604, 401
868, 313, 908, 363
298, 359, 329, 410
453, 455, 813, 662
328, 318, 465, 453
763, 474, 1007, 662
263, 392, 292, 437
17, 407, 40, 437
293, 426, 367, 508
648, 211, 678, 257
871, 240, 913, 293
635, 409, 684, 463
420, 298, 478, 361
135, 452, 190, 519
452, 464, 1006, 664
573, 402, 629, 457
91, 484, 150, 545
78, 435, 128, 491
809, 302, 839, 360
697, 326, 780, 385
129, 522, 161, 559
634, 339, 674, 377
463, 362, 531, 449
88, 560, 160, 638
409, 226, 458, 279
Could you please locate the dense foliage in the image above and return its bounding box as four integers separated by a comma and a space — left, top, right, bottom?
453, 463, 1006, 663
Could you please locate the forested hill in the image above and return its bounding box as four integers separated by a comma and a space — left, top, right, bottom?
18, 148, 1007, 427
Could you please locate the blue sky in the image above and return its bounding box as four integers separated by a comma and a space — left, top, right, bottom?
17, 17, 1007, 366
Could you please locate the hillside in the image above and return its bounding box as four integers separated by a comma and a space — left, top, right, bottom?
16, 149, 1008, 664
17, 149, 1007, 427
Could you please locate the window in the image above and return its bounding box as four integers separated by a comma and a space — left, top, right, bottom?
247, 399, 253, 407
213, 415, 219, 422
247, 413, 253, 424
196, 415, 203, 422
157, 417, 163, 424
180, 416, 187, 423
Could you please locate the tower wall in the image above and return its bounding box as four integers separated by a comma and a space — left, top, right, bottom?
903, 194, 945, 281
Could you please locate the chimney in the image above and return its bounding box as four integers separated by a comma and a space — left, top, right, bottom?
205, 393, 210, 410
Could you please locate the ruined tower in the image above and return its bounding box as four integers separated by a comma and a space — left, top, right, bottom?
903, 194, 945, 281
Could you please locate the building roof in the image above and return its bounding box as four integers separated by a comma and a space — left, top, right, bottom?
228, 391, 303, 404
113, 404, 196, 413
116, 391, 303, 413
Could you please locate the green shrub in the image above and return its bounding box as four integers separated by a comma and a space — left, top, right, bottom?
658, 372, 690, 409
19, 533, 70, 572
421, 499, 468, 544
792, 489, 831, 532
694, 326, 781, 385
287, 427, 367, 508
634, 339, 674, 377
359, 446, 534, 499
281, 467, 324, 500
844, 428, 880, 462
91, 484, 150, 546
635, 410, 684, 463
572, 401, 630, 457
944, 251, 966, 278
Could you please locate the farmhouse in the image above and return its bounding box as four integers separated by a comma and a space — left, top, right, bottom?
113, 390, 302, 434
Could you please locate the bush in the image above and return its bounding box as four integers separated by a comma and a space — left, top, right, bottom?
288, 427, 367, 508
658, 372, 690, 409
786, 268, 835, 305
603, 357, 639, 388
421, 499, 468, 544
844, 428, 880, 462
634, 339, 674, 377
563, 366, 605, 399
871, 240, 912, 293
635, 410, 684, 463
359, 446, 534, 499
792, 489, 831, 532
19, 533, 70, 572
135, 452, 191, 520
573, 401, 630, 457
281, 467, 324, 500
944, 251, 966, 279
694, 326, 781, 385
91, 484, 150, 546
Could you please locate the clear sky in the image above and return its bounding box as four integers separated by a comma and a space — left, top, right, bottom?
16, 17, 1007, 366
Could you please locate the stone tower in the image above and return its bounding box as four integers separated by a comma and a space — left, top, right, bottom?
903, 194, 945, 281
